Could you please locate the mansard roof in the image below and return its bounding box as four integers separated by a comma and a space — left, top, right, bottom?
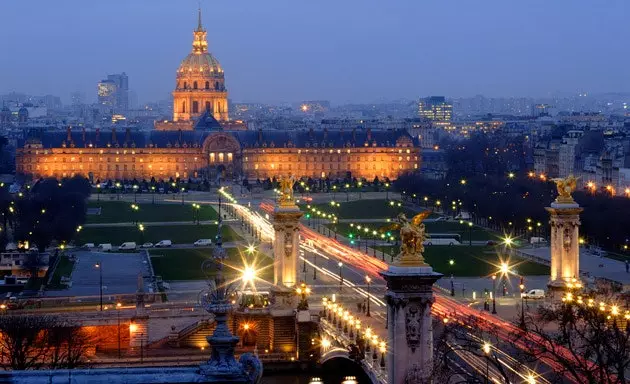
20, 127, 418, 150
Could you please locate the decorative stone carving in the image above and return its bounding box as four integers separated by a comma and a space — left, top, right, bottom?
404, 364, 427, 384
405, 304, 421, 352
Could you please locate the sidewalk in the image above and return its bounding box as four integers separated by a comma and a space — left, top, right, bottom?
518, 246, 630, 285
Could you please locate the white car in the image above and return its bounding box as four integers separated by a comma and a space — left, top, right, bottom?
140, 242, 154, 248
522, 289, 545, 299
193, 239, 213, 247
155, 240, 172, 247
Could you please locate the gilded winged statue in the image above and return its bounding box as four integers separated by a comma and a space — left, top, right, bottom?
278, 176, 295, 206
551, 175, 578, 203
380, 211, 432, 266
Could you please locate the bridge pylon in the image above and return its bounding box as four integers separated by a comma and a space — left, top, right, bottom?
379, 214, 442, 383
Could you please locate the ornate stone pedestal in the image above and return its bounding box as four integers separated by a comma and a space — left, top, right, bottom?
272, 204, 303, 289
545, 200, 583, 300
380, 265, 442, 384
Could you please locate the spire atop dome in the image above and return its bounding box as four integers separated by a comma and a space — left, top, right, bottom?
191, 8, 208, 54
197, 7, 204, 32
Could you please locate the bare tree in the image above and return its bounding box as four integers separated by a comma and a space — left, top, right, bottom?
0, 315, 93, 371
0, 315, 59, 370
513, 300, 630, 384
46, 324, 93, 369
433, 318, 523, 384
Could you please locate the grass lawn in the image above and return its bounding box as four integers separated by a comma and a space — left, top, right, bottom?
87, 201, 218, 224
150, 248, 273, 281
47, 255, 75, 289
325, 221, 497, 241
75, 224, 241, 246
373, 245, 549, 277
303, 199, 418, 220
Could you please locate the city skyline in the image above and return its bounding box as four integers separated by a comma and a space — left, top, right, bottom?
0, 0, 629, 105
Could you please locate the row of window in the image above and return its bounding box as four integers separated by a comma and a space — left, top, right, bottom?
180, 80, 221, 90
244, 155, 417, 162
180, 100, 224, 114
23, 163, 192, 172
246, 163, 416, 171
21, 156, 202, 164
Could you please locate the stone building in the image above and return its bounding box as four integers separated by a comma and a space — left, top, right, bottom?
16, 114, 419, 181
15, 9, 420, 182
155, 9, 228, 131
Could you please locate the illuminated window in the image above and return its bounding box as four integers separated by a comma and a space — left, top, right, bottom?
210, 153, 215, 163
228, 153, 233, 162
255, 164, 259, 170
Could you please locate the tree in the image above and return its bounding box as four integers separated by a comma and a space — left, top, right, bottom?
0, 315, 59, 370
46, 324, 94, 369
19, 251, 48, 281
514, 298, 630, 384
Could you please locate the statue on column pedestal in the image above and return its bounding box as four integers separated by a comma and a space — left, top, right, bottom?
278, 176, 295, 207
551, 175, 578, 204
380, 211, 431, 267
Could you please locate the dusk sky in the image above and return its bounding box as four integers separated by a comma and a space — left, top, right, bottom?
0, 0, 628, 105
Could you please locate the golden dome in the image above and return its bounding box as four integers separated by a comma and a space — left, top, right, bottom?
177, 52, 222, 75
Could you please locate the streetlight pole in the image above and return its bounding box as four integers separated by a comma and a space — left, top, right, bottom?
365, 276, 371, 317
338, 262, 343, 292
116, 302, 121, 359
491, 275, 497, 314
468, 222, 473, 246
95, 262, 103, 311
519, 279, 526, 329
313, 253, 317, 280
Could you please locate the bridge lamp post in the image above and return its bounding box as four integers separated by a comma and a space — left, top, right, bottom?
94, 261, 103, 311
338, 262, 343, 292
180, 188, 185, 205
116, 302, 122, 359
371, 335, 378, 362
519, 280, 526, 330
379, 341, 386, 369
483, 342, 491, 384
151, 186, 156, 204
96, 184, 101, 201
365, 275, 371, 317
133, 185, 138, 202
384, 182, 390, 200
313, 252, 317, 281
491, 275, 497, 314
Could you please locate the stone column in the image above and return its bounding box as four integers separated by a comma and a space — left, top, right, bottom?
545, 201, 583, 297
380, 265, 442, 384
272, 205, 303, 289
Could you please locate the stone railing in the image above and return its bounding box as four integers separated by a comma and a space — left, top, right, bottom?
319, 318, 387, 384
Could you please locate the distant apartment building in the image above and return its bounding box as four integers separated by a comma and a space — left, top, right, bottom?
558, 130, 583, 177
418, 96, 452, 121
97, 72, 129, 112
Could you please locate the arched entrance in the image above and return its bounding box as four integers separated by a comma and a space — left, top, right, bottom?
201, 132, 241, 182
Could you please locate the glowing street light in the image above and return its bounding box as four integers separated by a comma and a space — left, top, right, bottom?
500, 262, 509, 274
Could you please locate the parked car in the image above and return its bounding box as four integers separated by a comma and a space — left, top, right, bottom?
193, 239, 213, 247
486, 240, 497, 246
522, 289, 545, 299
530, 237, 547, 244
98, 243, 112, 252
140, 242, 154, 248
155, 240, 172, 248
118, 242, 137, 251
83, 243, 95, 250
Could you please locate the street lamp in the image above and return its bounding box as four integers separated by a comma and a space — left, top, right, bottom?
519, 280, 526, 329
96, 184, 101, 201
491, 275, 497, 314
133, 184, 138, 202
467, 221, 473, 246
384, 182, 390, 200
95, 262, 103, 311
181, 187, 185, 205
116, 302, 122, 359
138, 224, 145, 243
151, 186, 156, 204
483, 342, 491, 384
365, 275, 371, 317
338, 262, 343, 292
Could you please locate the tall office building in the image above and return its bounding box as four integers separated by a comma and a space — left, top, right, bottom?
97, 72, 129, 111
418, 96, 452, 121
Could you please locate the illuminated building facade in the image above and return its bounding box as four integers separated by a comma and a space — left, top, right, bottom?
155, 9, 228, 131
418, 96, 452, 121
15, 9, 420, 182
17, 122, 419, 181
